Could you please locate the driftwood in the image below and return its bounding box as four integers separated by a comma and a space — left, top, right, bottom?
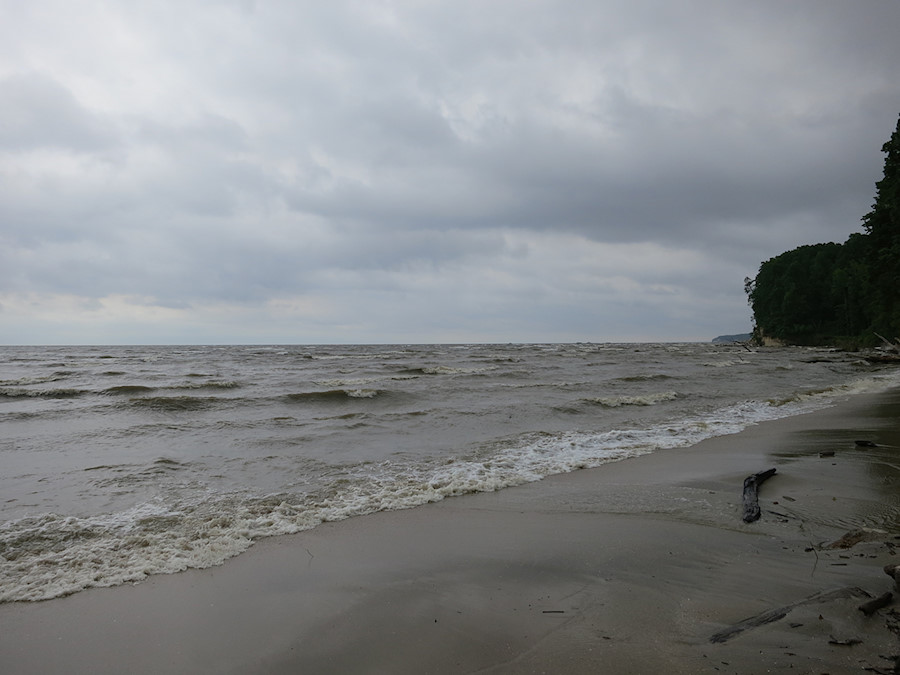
828, 636, 863, 646
742, 468, 777, 523
864, 353, 900, 364
858, 592, 893, 616
826, 528, 889, 550
709, 586, 870, 643
874, 333, 900, 353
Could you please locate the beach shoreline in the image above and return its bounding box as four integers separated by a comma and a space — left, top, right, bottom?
3, 387, 900, 674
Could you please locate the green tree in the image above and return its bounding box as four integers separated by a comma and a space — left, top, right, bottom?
747, 243, 844, 343
746, 112, 900, 345
861, 116, 900, 337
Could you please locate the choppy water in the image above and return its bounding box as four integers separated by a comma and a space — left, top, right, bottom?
1, 343, 897, 602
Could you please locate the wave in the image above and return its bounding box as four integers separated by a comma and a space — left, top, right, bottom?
0, 374, 70, 386
765, 375, 897, 407
499, 379, 586, 389
0, 411, 41, 421
323, 412, 371, 421
284, 389, 384, 403
103, 385, 156, 395
313, 378, 380, 389
583, 391, 678, 407
83, 457, 189, 474
400, 365, 496, 376
171, 380, 241, 390
125, 396, 222, 411
87, 458, 193, 489
0, 387, 87, 399
614, 374, 676, 383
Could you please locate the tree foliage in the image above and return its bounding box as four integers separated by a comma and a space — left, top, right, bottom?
746, 114, 900, 345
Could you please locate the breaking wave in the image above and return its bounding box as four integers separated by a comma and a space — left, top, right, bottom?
583, 391, 679, 407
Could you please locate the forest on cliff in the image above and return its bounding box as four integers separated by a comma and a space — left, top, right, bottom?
745, 115, 900, 346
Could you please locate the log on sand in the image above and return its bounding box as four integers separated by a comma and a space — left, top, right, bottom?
709, 587, 870, 643
858, 592, 893, 616
742, 468, 777, 523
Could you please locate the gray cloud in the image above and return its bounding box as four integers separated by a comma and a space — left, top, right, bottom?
0, 74, 118, 151
1, 0, 899, 343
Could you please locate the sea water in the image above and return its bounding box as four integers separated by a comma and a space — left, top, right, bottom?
1, 343, 897, 602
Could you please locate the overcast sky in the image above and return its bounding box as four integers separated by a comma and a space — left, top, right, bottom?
1, 1, 899, 344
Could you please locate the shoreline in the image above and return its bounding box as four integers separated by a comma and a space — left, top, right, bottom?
3, 388, 900, 673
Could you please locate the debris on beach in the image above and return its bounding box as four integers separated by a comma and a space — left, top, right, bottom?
708, 587, 869, 643
826, 528, 889, 550
883, 564, 900, 586
827, 635, 863, 645
741, 467, 776, 523
858, 592, 893, 616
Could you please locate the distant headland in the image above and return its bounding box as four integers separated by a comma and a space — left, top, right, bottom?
711, 333, 752, 343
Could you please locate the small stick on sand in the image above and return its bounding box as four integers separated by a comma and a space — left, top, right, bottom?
742, 468, 777, 523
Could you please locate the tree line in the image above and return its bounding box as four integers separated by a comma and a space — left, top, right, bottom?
745, 114, 900, 346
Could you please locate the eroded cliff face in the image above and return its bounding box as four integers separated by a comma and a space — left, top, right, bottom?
752, 329, 786, 347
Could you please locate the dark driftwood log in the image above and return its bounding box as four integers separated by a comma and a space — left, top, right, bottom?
742, 468, 777, 523
709, 587, 869, 644
826, 528, 889, 549
858, 592, 893, 616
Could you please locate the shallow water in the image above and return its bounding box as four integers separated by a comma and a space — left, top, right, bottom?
1, 342, 897, 601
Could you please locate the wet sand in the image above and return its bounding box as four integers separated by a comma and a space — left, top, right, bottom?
3, 388, 900, 674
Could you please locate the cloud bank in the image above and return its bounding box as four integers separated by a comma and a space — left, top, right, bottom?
2, 0, 899, 343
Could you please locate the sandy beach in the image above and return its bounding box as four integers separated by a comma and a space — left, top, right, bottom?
3, 388, 900, 674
